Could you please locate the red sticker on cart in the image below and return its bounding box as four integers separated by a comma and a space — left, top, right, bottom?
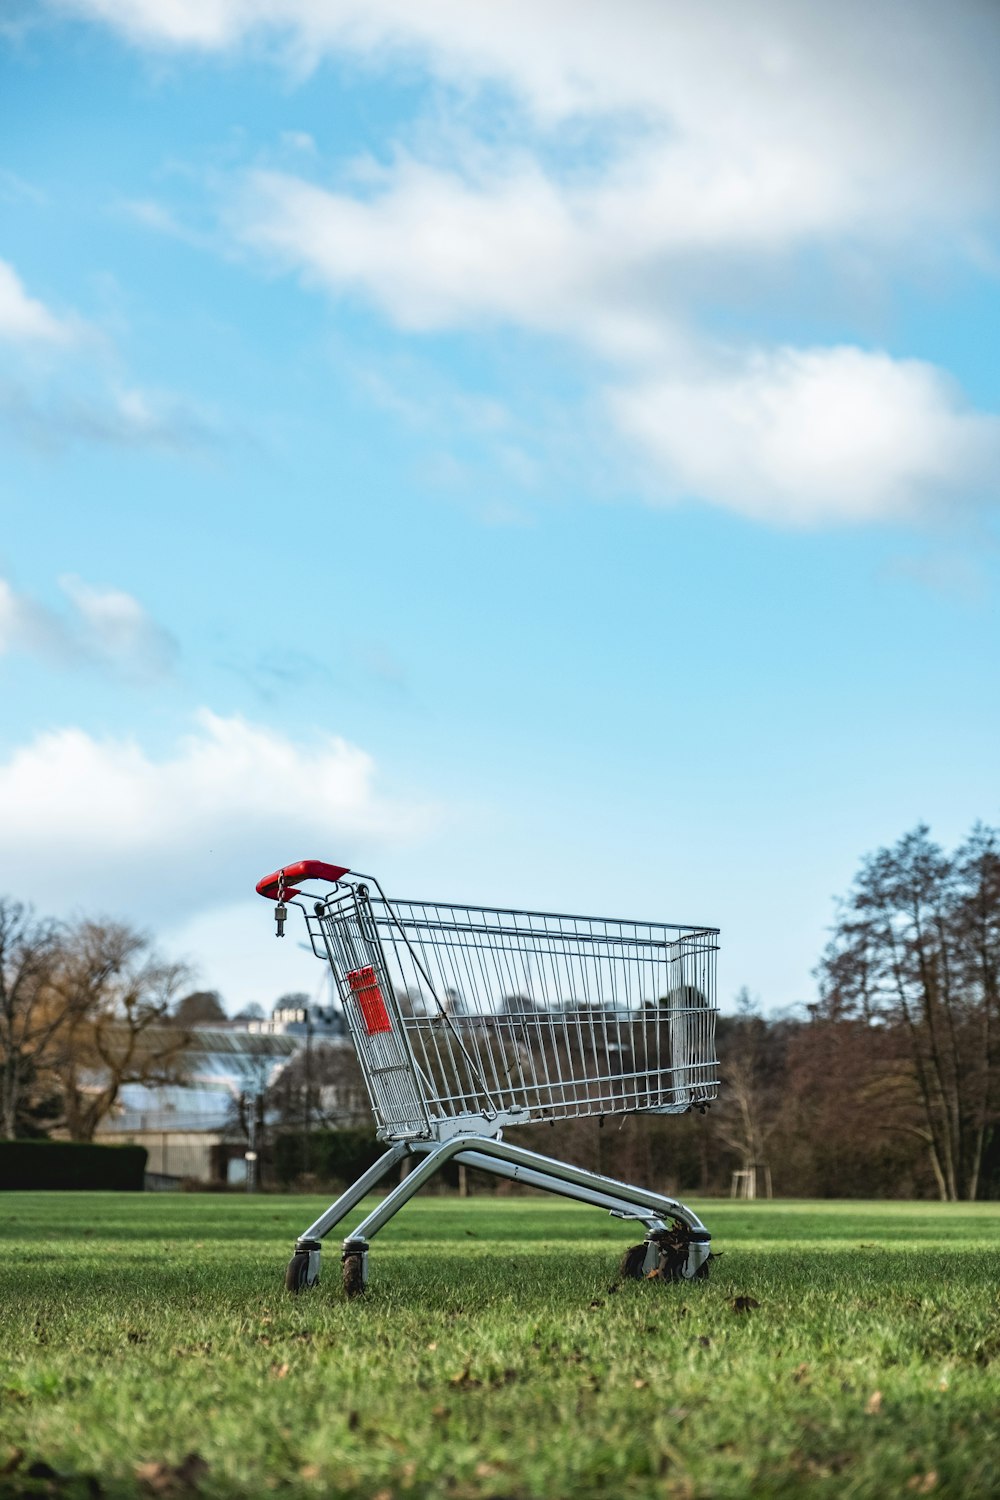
346, 966, 393, 1035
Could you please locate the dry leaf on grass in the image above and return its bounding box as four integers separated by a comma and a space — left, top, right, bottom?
907, 1472, 938, 1493
864, 1391, 883, 1415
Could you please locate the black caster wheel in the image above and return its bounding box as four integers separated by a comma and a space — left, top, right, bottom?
617, 1242, 651, 1280
284, 1240, 320, 1293
617, 1226, 712, 1284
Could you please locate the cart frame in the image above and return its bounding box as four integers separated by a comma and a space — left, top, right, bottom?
256, 859, 720, 1293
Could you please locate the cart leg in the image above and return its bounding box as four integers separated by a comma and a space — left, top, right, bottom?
452, 1136, 710, 1236
284, 1141, 410, 1293
336, 1133, 711, 1292
447, 1142, 711, 1281
447, 1146, 669, 1230
340, 1140, 456, 1248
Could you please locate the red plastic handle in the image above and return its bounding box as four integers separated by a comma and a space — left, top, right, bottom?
256, 859, 350, 900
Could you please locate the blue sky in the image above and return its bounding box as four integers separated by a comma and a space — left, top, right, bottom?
2, 1, 998, 1014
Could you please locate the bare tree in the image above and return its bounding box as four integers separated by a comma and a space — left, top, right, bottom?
0, 900, 64, 1139
711, 991, 780, 1191
951, 824, 1000, 1199
267, 1042, 369, 1131
819, 824, 1000, 1200
49, 919, 193, 1141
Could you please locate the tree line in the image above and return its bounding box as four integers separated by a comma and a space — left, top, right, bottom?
3, 821, 999, 1196
264, 823, 1000, 1201
605, 822, 999, 1201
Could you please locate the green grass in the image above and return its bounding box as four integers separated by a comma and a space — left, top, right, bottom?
1, 1194, 999, 1497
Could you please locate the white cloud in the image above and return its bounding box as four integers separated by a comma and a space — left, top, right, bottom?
58, 574, 179, 678
0, 574, 178, 678
53, 1, 1000, 236
0, 710, 427, 922
608, 346, 1000, 527
0, 258, 219, 455
235, 163, 657, 354
0, 580, 19, 650
0, 372, 221, 455
0, 577, 79, 664
238, 164, 1000, 522
0, 259, 77, 344
51, 0, 1000, 525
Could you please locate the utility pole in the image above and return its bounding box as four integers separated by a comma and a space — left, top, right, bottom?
303, 1005, 314, 1177
245, 1090, 257, 1193
245, 1089, 264, 1192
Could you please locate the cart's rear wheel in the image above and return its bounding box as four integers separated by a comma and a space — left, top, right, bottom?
617, 1225, 712, 1283
617, 1242, 652, 1280
342, 1252, 366, 1299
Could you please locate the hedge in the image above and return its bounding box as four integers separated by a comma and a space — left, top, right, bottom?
273, 1128, 383, 1187
272, 1129, 481, 1191
0, 1140, 148, 1191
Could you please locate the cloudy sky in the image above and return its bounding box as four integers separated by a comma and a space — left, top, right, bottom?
2, 0, 998, 1013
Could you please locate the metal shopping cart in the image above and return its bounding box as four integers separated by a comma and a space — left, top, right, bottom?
256, 860, 720, 1296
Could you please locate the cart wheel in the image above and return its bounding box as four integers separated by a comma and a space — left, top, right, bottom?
285, 1253, 313, 1293
617, 1242, 651, 1281
342, 1252, 366, 1300
618, 1226, 712, 1284
285, 1238, 321, 1293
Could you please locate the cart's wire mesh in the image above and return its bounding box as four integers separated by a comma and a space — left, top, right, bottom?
310, 885, 719, 1141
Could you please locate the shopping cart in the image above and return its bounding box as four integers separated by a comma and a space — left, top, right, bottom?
257, 859, 720, 1296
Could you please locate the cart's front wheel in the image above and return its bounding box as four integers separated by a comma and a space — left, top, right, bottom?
285, 1239, 321, 1293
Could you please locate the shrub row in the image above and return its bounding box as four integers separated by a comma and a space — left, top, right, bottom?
272, 1128, 383, 1187
272, 1129, 492, 1192
0, 1139, 148, 1191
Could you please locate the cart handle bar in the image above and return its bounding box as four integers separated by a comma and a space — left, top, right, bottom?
256, 859, 350, 901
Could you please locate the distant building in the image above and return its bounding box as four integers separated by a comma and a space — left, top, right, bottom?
247, 1003, 347, 1040
94, 1002, 349, 1183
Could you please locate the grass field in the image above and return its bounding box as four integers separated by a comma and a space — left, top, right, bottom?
1, 1193, 999, 1498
